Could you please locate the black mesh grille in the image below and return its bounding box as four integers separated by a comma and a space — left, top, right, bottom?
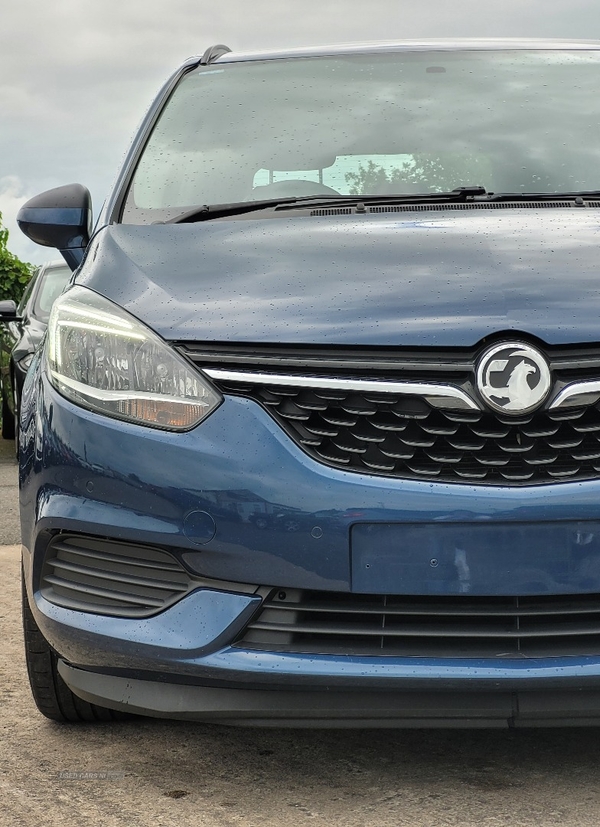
216, 379, 600, 485
237, 588, 600, 658
180, 342, 600, 486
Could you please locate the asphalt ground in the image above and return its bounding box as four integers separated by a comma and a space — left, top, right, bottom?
3, 436, 600, 825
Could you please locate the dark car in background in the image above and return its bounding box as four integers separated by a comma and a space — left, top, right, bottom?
0, 260, 71, 440
16, 40, 600, 728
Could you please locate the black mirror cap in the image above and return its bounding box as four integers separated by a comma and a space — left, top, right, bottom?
17, 184, 92, 270
0, 300, 20, 322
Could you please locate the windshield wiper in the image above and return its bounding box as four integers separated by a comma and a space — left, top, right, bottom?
163, 195, 355, 224
163, 187, 488, 224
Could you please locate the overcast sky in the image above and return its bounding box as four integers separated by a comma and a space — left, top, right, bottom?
3, 0, 600, 264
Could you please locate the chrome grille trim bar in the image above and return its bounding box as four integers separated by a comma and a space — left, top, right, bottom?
203, 368, 482, 411
550, 381, 600, 410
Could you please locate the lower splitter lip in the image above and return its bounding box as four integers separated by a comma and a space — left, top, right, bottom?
58, 660, 600, 727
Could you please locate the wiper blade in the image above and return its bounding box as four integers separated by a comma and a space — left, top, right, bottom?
163, 187, 488, 224
164, 195, 341, 224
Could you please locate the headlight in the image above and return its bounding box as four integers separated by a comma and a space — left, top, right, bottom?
46, 286, 222, 430
17, 354, 34, 371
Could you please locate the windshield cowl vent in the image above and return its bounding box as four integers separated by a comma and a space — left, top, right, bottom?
310, 207, 355, 216
310, 201, 600, 217
365, 201, 600, 214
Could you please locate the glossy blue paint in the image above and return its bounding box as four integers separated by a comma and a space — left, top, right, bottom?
31, 588, 260, 671
18, 207, 86, 229
17, 184, 92, 269
78, 211, 600, 346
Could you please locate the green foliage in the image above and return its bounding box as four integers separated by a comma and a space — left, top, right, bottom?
0, 211, 33, 303
345, 154, 491, 196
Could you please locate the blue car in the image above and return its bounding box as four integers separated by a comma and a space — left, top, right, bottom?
17, 39, 600, 727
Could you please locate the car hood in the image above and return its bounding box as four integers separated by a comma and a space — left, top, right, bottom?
80, 209, 600, 347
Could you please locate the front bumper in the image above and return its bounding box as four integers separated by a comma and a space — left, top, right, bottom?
20, 369, 600, 724
30, 577, 600, 726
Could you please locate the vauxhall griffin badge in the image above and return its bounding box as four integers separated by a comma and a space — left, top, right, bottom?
476, 342, 551, 415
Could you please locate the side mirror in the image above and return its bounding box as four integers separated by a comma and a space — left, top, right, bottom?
0, 300, 21, 322
17, 184, 92, 271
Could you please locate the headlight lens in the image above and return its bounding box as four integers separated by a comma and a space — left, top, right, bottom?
17, 354, 34, 371
46, 286, 222, 430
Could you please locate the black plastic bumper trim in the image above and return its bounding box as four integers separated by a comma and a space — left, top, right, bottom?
58, 661, 600, 727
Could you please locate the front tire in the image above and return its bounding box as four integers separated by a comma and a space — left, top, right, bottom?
22, 570, 129, 723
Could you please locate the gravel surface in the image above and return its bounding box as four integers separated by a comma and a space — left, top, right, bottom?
0, 437, 19, 545
3, 438, 600, 825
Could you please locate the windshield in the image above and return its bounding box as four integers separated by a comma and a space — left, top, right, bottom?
122, 50, 600, 222
32, 265, 71, 322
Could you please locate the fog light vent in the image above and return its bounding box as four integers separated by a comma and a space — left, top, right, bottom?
41, 534, 194, 618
